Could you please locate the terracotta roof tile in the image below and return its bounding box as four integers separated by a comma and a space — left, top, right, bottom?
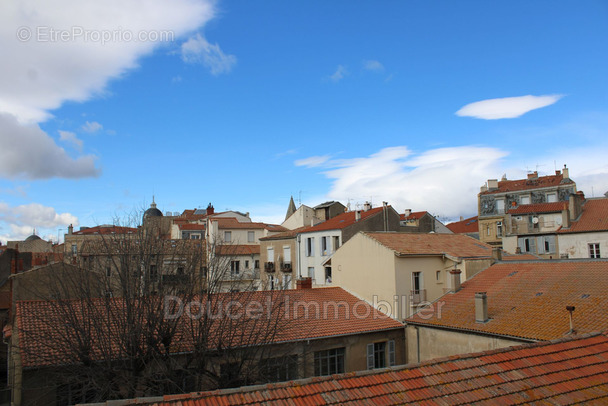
480, 173, 574, 195
399, 211, 427, 221
507, 202, 568, 215
116, 333, 608, 405
407, 260, 608, 341
446, 216, 478, 234
559, 198, 608, 233
364, 232, 493, 258
211, 218, 287, 232
299, 207, 387, 233
72, 225, 138, 235
215, 244, 260, 256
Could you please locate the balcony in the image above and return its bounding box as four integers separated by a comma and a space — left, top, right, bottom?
264, 262, 275, 273
410, 289, 427, 305
280, 262, 292, 272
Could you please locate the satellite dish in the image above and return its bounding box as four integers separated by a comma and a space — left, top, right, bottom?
532, 217, 539, 224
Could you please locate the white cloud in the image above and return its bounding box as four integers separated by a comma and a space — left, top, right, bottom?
294, 155, 331, 168
0, 113, 99, 179
363, 60, 384, 72
181, 33, 237, 75
58, 130, 83, 151
0, 201, 78, 243
299, 146, 508, 218
81, 120, 103, 133
456, 95, 563, 120
0, 0, 216, 179
330, 65, 348, 82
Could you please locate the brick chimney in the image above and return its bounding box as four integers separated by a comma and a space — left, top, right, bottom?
206, 203, 214, 215
296, 277, 312, 290
562, 164, 570, 179
475, 292, 489, 323
527, 171, 538, 180
68, 224, 73, 235
487, 179, 498, 190
449, 269, 461, 293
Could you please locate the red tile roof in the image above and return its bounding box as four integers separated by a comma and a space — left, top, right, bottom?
72, 225, 138, 235
215, 244, 260, 256
399, 211, 427, 221
480, 172, 574, 195
16, 287, 402, 368
559, 198, 608, 233
211, 218, 287, 232
259, 227, 308, 241
446, 216, 478, 234
507, 201, 568, 215
407, 260, 608, 341
119, 333, 608, 405
364, 232, 493, 258
300, 206, 387, 233
178, 223, 206, 231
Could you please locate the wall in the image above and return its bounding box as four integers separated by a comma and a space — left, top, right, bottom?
259, 237, 296, 289
405, 324, 527, 363
282, 205, 321, 230
558, 231, 608, 259
298, 229, 342, 285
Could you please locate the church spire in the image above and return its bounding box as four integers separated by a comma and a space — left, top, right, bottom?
285, 196, 297, 221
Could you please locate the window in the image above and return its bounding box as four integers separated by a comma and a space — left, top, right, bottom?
496, 221, 503, 237
245, 260, 249, 269
191, 234, 200, 240
496, 199, 505, 214
314, 347, 345, 376
321, 236, 329, 255
283, 274, 292, 289
521, 195, 531, 205
231, 260, 240, 275
546, 193, 557, 203
254, 260, 260, 269
224, 231, 232, 242
333, 236, 340, 251
307, 267, 315, 279
486, 225, 491, 236
247, 231, 255, 243
325, 267, 332, 284
71, 244, 78, 256
306, 237, 314, 256
367, 341, 395, 369
589, 243, 601, 258
259, 355, 298, 383
412, 272, 422, 292
283, 246, 291, 264
267, 247, 274, 263
538, 235, 556, 254
436, 270, 441, 282
519, 237, 536, 253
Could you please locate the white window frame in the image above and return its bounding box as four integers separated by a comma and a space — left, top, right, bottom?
589, 243, 601, 258
247, 231, 255, 243
224, 231, 232, 242
496, 199, 505, 214
366, 340, 395, 369
306, 237, 314, 257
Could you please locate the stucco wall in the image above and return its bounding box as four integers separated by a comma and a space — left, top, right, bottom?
559, 231, 608, 259
405, 324, 527, 363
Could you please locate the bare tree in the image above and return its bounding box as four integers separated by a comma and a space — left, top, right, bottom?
10, 215, 299, 405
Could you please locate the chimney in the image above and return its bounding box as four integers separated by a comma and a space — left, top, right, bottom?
68, 224, 73, 235
449, 269, 461, 293
491, 247, 502, 262
475, 292, 489, 323
296, 277, 312, 290
355, 210, 361, 221
487, 179, 498, 190
363, 202, 372, 212
562, 165, 569, 179
527, 171, 538, 180
459, 216, 464, 221
404, 209, 412, 217
566, 305, 576, 334
569, 192, 585, 221
480, 185, 488, 192
206, 203, 214, 215
561, 203, 570, 228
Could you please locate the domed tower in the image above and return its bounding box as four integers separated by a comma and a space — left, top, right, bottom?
143, 196, 163, 224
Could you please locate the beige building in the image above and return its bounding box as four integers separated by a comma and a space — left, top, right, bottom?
259, 228, 306, 290
331, 232, 496, 320
405, 260, 608, 363
478, 166, 576, 247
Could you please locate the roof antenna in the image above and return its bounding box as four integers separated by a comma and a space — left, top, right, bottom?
566, 306, 576, 335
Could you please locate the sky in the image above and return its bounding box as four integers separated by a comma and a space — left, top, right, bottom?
1, 0, 607, 244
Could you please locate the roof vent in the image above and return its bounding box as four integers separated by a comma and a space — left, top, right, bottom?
566, 306, 576, 335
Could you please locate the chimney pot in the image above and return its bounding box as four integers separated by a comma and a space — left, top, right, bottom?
475, 292, 489, 323
449, 269, 461, 293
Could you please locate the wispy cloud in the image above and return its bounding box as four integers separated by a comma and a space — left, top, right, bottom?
456, 95, 563, 120
58, 130, 83, 152
81, 121, 103, 133
363, 60, 384, 72
181, 33, 237, 75
294, 155, 331, 168
330, 65, 348, 82
275, 149, 298, 159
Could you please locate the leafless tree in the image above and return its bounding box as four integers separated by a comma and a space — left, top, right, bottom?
10, 214, 299, 405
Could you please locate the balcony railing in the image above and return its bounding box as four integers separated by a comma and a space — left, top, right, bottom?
410, 289, 427, 305
264, 262, 275, 273
280, 262, 292, 272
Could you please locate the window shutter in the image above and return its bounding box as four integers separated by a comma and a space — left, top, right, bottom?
530, 237, 537, 254
548, 236, 556, 253
388, 340, 395, 366
367, 344, 374, 369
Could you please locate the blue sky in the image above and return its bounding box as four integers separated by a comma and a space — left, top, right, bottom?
1, 0, 607, 243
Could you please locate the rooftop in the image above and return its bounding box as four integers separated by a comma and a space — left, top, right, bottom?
399, 211, 427, 221
300, 206, 387, 233
215, 244, 260, 256
446, 216, 478, 234
113, 332, 608, 405
507, 201, 568, 215
407, 260, 608, 341
480, 171, 573, 195
211, 217, 287, 232
559, 197, 608, 234
364, 232, 493, 258
71, 225, 138, 235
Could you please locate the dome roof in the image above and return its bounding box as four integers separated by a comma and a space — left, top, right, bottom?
143, 197, 163, 222
25, 234, 41, 242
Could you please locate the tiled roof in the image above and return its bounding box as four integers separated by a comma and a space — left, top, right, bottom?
259, 227, 307, 241
72, 225, 138, 235
501, 252, 540, 261
118, 333, 608, 405
212, 218, 287, 232
178, 223, 205, 231
399, 211, 427, 221
507, 201, 567, 215
559, 198, 608, 233
16, 287, 402, 368
407, 260, 608, 341
480, 172, 574, 195
364, 232, 493, 258
300, 206, 386, 233
446, 216, 478, 234
215, 244, 260, 256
